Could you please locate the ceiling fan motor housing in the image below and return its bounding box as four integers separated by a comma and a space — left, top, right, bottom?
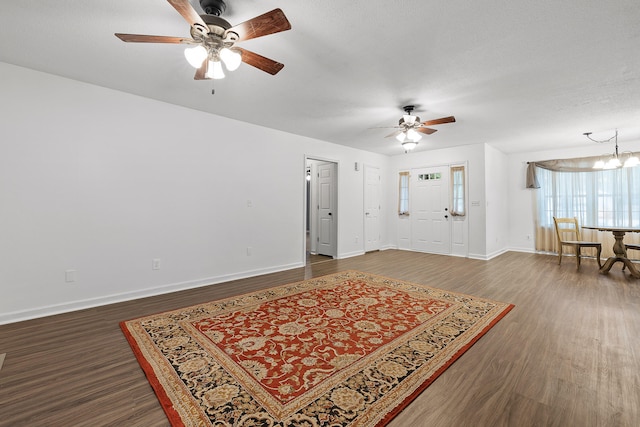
200, 0, 226, 16
190, 14, 236, 46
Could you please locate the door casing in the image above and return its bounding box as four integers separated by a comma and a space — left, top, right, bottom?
304, 156, 338, 261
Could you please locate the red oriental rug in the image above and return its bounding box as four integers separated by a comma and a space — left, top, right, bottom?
121, 270, 514, 426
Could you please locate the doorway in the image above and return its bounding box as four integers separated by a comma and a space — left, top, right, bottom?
305, 158, 338, 264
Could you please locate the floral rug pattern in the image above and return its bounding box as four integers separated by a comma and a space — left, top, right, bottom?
121, 271, 513, 426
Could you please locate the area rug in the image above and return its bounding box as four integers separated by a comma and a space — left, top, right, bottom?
121, 270, 514, 426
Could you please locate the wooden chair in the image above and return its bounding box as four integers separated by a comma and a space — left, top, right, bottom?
625, 243, 640, 256
553, 217, 602, 269
623, 244, 640, 271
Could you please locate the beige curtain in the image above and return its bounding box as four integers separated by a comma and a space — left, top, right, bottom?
529, 154, 640, 259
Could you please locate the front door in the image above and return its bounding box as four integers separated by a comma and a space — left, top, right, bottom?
411, 166, 451, 254
317, 162, 337, 257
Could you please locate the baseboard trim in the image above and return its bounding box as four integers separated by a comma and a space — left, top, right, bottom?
468, 249, 508, 260
0, 261, 304, 325
507, 247, 537, 254
338, 250, 366, 259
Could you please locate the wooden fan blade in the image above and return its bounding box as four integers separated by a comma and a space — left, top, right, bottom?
227, 8, 291, 42
237, 48, 284, 75
115, 33, 192, 43
417, 127, 438, 135
167, 0, 207, 28
421, 116, 456, 126
194, 60, 209, 80
385, 130, 403, 138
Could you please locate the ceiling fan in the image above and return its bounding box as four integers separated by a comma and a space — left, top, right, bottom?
115, 0, 291, 80
380, 105, 456, 151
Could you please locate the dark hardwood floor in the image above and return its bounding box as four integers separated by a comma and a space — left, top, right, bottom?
1, 250, 638, 426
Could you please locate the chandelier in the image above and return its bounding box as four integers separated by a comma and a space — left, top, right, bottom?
584, 130, 640, 169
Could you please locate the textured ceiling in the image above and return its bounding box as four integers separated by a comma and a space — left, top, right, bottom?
1, 0, 639, 156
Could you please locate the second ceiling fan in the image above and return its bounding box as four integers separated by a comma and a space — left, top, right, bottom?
115, 0, 291, 80
382, 105, 456, 151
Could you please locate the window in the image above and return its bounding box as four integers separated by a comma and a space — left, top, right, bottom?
418, 173, 441, 180
398, 171, 410, 215
451, 166, 466, 216
535, 166, 640, 228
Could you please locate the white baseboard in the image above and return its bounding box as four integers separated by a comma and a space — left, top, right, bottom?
0, 261, 304, 325
338, 250, 366, 259
507, 246, 537, 254
468, 248, 508, 260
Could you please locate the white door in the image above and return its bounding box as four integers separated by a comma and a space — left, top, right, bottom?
317, 162, 337, 257
411, 166, 451, 254
364, 165, 381, 252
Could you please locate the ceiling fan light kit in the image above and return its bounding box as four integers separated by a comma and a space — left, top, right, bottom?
402, 141, 418, 152
206, 58, 225, 79
115, 0, 291, 81
219, 47, 242, 70
184, 45, 208, 67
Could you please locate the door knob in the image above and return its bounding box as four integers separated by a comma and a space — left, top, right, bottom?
444, 215, 449, 219
328, 212, 332, 216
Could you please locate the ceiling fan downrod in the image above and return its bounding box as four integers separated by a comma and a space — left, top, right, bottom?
403, 105, 415, 115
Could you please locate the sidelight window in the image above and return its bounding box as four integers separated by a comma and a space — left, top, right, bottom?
398, 171, 410, 215
451, 166, 466, 216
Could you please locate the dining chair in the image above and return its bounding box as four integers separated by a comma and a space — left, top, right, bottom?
623, 244, 640, 271
553, 217, 602, 269
625, 243, 640, 256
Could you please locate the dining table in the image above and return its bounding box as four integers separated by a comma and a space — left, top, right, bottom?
582, 225, 640, 278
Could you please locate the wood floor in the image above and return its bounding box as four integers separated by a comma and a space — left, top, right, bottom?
1, 250, 639, 426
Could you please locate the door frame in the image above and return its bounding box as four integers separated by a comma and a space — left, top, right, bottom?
303, 155, 339, 263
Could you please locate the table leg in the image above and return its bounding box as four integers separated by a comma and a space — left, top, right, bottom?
599, 230, 640, 278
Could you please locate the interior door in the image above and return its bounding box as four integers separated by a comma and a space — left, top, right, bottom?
411, 166, 451, 254
364, 165, 381, 252
317, 162, 337, 257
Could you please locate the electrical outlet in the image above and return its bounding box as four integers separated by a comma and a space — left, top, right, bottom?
247, 247, 252, 256
152, 258, 161, 270
355, 236, 359, 243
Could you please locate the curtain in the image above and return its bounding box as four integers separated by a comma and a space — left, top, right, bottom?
532, 164, 640, 258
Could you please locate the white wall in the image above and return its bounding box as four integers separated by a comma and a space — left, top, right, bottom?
484, 144, 509, 258
0, 62, 388, 324
6, 62, 563, 324
507, 140, 640, 252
